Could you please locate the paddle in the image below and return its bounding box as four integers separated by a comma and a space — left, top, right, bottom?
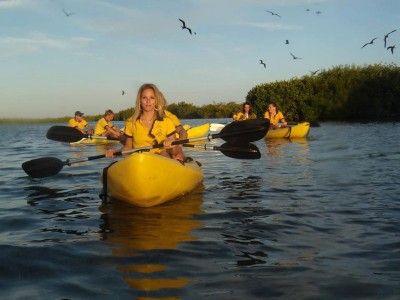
183, 143, 260, 159
46, 119, 269, 144
22, 140, 262, 178
46, 126, 120, 143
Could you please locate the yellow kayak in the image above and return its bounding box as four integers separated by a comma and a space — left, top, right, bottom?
266, 122, 310, 139
70, 138, 121, 146
183, 123, 210, 138
104, 153, 203, 207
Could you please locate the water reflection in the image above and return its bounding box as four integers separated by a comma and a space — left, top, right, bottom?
99, 188, 204, 297
265, 138, 309, 157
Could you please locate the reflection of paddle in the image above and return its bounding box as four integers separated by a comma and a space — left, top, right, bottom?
183, 143, 260, 159
22, 142, 262, 178
46, 119, 269, 144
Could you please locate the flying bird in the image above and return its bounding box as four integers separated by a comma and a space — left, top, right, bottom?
178, 18, 194, 35
387, 45, 396, 54
266, 10, 281, 17
62, 8, 74, 17
306, 9, 311, 12
310, 69, 320, 76
315, 11, 322, 15
285, 39, 289, 45
259, 60, 266, 68
361, 37, 377, 48
384, 29, 397, 48
122, 90, 126, 96
290, 52, 302, 60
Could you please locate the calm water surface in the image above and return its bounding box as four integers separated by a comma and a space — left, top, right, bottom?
0, 119, 399, 299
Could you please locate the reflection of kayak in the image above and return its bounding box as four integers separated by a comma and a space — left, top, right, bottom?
104, 153, 203, 207
70, 138, 121, 145
266, 122, 310, 138
183, 123, 210, 138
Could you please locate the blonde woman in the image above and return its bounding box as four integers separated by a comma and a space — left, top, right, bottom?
107, 83, 185, 161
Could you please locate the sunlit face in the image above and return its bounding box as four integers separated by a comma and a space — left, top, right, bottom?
105, 114, 114, 122
268, 104, 277, 114
140, 88, 156, 113
244, 104, 250, 113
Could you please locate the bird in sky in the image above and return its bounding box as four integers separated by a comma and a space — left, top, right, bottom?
62, 8, 74, 17
285, 40, 289, 45
290, 52, 302, 60
122, 90, 126, 96
361, 37, 377, 48
384, 29, 397, 48
259, 60, 266, 68
315, 11, 322, 15
265, 10, 281, 18
387, 45, 396, 54
306, 9, 311, 12
178, 18, 194, 35
310, 69, 320, 76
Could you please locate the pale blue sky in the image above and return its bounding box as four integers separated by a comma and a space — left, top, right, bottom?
0, 0, 399, 118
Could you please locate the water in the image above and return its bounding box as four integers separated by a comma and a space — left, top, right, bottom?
0, 120, 399, 299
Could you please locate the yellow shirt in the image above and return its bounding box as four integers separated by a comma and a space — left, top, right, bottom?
124, 117, 176, 153
68, 118, 87, 130
95, 117, 113, 135
164, 110, 181, 127
233, 112, 257, 121
264, 111, 285, 125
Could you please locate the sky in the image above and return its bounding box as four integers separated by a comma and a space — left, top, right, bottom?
0, 0, 399, 118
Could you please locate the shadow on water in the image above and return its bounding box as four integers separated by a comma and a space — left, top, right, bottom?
99, 187, 204, 298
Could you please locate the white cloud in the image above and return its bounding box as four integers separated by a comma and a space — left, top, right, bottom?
0, 0, 32, 9
0, 32, 93, 57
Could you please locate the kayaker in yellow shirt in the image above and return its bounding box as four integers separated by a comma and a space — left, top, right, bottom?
264, 102, 287, 129
68, 111, 93, 134
95, 109, 123, 139
106, 83, 185, 161
233, 102, 257, 121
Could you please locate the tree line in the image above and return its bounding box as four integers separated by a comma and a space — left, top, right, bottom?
2, 63, 399, 124
246, 63, 400, 122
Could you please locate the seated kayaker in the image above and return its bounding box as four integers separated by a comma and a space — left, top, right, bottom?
95, 109, 123, 139
233, 102, 257, 121
264, 102, 287, 129
68, 111, 93, 134
106, 83, 185, 161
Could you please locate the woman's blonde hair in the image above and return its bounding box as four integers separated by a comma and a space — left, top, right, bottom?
131, 83, 167, 121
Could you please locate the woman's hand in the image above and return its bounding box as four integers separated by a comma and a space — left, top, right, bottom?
105, 149, 116, 158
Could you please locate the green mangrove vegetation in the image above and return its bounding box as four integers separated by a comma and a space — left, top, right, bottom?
1, 63, 399, 124
247, 64, 400, 122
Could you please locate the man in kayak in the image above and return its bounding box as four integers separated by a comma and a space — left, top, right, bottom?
95, 109, 123, 139
264, 102, 287, 129
68, 111, 93, 134
233, 102, 257, 121
106, 83, 185, 161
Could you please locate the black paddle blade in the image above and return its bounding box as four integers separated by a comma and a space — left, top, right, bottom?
46, 126, 86, 143
215, 119, 269, 144
218, 143, 261, 159
22, 157, 65, 178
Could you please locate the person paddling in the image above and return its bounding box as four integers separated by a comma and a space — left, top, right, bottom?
68, 111, 93, 134
264, 102, 287, 129
233, 102, 257, 121
95, 109, 123, 139
106, 83, 185, 161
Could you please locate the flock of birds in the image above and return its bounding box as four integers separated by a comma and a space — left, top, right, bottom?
361, 29, 397, 54
61, 6, 398, 87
